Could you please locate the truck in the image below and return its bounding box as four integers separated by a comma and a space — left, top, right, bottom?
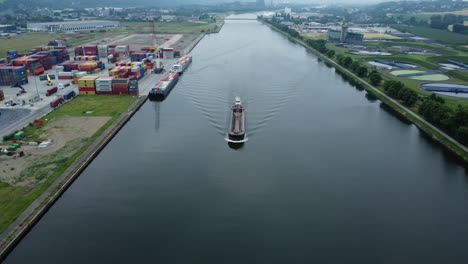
45, 87, 58, 96
63, 90, 76, 100
50, 97, 64, 108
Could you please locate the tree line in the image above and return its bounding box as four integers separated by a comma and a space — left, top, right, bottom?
264, 17, 468, 147
404, 13, 468, 35
420, 95, 468, 145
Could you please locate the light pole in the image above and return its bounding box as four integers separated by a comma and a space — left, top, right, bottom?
34, 74, 39, 96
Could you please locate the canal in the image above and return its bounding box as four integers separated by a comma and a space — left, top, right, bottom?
5, 14, 468, 263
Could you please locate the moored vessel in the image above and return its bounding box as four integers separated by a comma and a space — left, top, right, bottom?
170, 55, 192, 74
148, 72, 179, 100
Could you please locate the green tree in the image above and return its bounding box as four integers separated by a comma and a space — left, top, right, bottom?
357, 66, 368, 77
342, 56, 352, 68
369, 70, 382, 86
350, 61, 361, 72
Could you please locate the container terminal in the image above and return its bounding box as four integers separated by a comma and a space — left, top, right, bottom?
0, 34, 202, 139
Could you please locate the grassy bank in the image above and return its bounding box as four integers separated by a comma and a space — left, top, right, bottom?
263, 19, 468, 163
391, 24, 468, 45
317, 40, 468, 110
0, 33, 69, 58
0, 95, 136, 234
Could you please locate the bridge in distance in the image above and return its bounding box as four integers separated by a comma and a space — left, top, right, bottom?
219, 18, 258, 20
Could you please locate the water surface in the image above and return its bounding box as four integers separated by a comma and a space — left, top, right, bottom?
5, 14, 468, 264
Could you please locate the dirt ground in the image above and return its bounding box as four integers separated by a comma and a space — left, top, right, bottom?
0, 116, 110, 187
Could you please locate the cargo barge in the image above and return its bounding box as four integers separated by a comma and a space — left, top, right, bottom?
227, 97, 246, 143
170, 55, 192, 74
148, 72, 179, 100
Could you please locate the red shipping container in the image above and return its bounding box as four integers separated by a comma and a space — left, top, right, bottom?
112, 89, 128, 95
79, 87, 95, 92
96, 91, 113, 95
112, 83, 128, 89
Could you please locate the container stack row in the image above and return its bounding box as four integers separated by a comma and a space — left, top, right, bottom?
74, 56, 100, 61
78, 76, 99, 95
2, 48, 69, 76
109, 62, 146, 80
77, 76, 139, 95
10, 58, 44, 76
0, 66, 28, 86
58, 60, 105, 73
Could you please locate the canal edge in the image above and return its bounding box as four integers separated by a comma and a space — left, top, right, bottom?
0, 29, 210, 260
0, 95, 148, 261
259, 19, 468, 164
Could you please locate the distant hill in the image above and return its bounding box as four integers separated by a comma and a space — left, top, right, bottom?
0, 0, 243, 8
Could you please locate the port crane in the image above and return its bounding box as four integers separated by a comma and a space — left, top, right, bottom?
148, 18, 164, 74
46, 73, 53, 86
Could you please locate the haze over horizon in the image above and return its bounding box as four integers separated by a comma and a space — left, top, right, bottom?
0, 0, 416, 8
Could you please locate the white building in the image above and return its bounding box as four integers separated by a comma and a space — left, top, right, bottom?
284, 8, 292, 15
27, 20, 119, 32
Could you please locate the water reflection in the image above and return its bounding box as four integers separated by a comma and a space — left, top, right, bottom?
379, 102, 412, 125
153, 101, 161, 132
365, 91, 378, 102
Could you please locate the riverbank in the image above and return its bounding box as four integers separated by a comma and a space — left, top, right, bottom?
260, 19, 468, 164
0, 25, 214, 260
0, 95, 143, 260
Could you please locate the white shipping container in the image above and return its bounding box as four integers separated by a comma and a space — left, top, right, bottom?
73, 72, 87, 78
58, 72, 73, 76
95, 85, 112, 92
131, 67, 140, 73
115, 45, 128, 53
163, 51, 174, 59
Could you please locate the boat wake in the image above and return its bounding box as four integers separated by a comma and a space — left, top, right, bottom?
224, 136, 248, 143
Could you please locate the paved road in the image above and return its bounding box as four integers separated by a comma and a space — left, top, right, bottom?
0, 105, 52, 139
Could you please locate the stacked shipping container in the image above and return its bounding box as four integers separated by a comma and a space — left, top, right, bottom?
74, 56, 100, 61
78, 76, 99, 95
112, 78, 129, 95
95, 76, 113, 95
128, 80, 139, 95
76, 76, 137, 95
0, 66, 28, 86
58, 60, 105, 72
83, 46, 98, 56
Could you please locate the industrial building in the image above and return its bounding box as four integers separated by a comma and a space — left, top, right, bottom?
0, 24, 17, 32
27, 20, 119, 32
327, 28, 363, 43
